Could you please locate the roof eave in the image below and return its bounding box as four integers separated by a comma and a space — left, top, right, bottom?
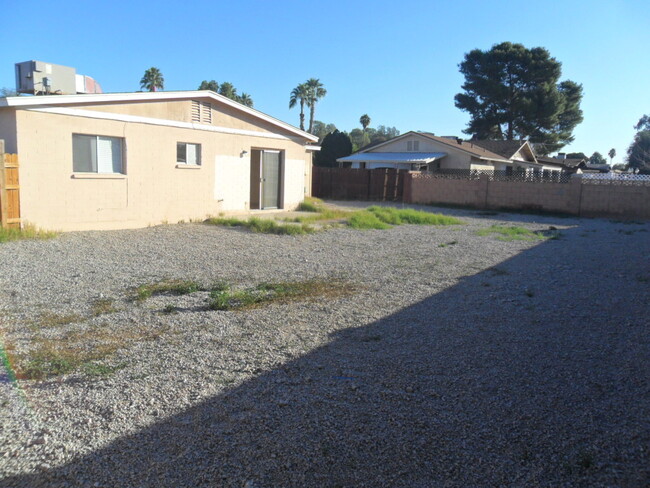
0, 91, 318, 142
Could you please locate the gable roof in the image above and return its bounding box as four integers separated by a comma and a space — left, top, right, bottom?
416, 133, 513, 162
0, 90, 318, 142
356, 131, 511, 163
536, 156, 585, 169
469, 139, 530, 159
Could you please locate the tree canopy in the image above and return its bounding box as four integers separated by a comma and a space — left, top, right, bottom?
289, 83, 309, 131
349, 125, 400, 152
360, 114, 370, 130
140, 67, 164, 92
311, 120, 337, 142
589, 152, 608, 165
198, 80, 219, 91
608, 148, 616, 163
627, 116, 650, 173
634, 115, 650, 131
454, 42, 583, 155
197, 80, 254, 107
305, 78, 327, 134
314, 130, 352, 167
0, 87, 18, 97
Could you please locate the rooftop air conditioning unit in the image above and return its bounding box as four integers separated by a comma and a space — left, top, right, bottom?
15, 61, 102, 95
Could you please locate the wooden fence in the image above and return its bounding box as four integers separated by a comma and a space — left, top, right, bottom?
0, 140, 21, 229
312, 167, 407, 202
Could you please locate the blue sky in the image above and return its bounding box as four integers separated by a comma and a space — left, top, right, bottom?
1, 0, 648, 163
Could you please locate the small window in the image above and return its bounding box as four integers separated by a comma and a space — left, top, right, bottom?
406, 140, 419, 152
73, 134, 124, 173
177, 142, 201, 166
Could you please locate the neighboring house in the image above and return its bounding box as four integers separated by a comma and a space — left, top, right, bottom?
337, 132, 560, 173
536, 155, 610, 174
0, 91, 319, 231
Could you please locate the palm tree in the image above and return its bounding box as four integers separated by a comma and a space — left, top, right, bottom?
238, 92, 253, 108
608, 148, 616, 165
198, 80, 219, 92
305, 78, 327, 134
218, 82, 237, 100
140, 67, 164, 92
360, 114, 370, 131
289, 83, 309, 131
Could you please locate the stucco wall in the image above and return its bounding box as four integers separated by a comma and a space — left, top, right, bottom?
13, 108, 311, 231
77, 97, 291, 136
0, 108, 17, 153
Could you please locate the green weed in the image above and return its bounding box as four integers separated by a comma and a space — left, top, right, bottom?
439, 240, 458, 248
476, 225, 546, 241
208, 279, 354, 311
135, 279, 202, 301
367, 206, 463, 226
297, 197, 324, 212
206, 217, 316, 235
0, 224, 58, 243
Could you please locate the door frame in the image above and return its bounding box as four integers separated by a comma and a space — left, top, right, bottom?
249, 148, 284, 210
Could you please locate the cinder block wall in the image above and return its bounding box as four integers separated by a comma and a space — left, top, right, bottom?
406, 173, 650, 219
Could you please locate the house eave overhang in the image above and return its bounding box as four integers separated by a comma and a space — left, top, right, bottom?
337, 152, 447, 164
0, 90, 318, 142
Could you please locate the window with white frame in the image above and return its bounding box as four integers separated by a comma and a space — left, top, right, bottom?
72, 134, 124, 173
177, 142, 201, 166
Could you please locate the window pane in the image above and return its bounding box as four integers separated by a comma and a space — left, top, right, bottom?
97, 137, 122, 173
187, 144, 197, 165
72, 134, 97, 172
177, 143, 186, 163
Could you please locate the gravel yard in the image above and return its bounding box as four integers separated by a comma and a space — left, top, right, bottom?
0, 203, 649, 487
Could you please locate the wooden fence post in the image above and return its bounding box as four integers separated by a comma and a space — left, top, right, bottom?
0, 139, 6, 228
0, 139, 21, 229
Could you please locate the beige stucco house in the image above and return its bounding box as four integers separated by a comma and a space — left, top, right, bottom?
338, 131, 561, 174
0, 91, 319, 231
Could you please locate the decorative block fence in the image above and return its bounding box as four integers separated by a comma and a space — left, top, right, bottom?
313, 166, 650, 219
405, 172, 650, 219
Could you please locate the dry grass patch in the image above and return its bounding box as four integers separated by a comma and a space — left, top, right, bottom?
134, 279, 202, 301
91, 298, 118, 316
8, 323, 170, 380
30, 312, 83, 330
208, 279, 355, 311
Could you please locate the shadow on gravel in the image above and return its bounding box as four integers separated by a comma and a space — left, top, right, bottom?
4, 224, 650, 488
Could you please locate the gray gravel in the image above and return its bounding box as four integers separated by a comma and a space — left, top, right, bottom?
0, 203, 649, 487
